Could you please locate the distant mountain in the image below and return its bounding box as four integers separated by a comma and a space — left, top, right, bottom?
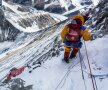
4, 0, 93, 14
0, 0, 93, 42
0, 0, 67, 42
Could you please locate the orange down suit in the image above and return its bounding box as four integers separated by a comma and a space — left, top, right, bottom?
60, 15, 91, 58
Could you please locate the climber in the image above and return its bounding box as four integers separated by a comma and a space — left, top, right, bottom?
60, 14, 91, 63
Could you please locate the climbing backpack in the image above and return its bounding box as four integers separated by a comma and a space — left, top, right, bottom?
66, 28, 81, 42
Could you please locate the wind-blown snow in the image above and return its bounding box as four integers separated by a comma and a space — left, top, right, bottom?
21, 36, 108, 90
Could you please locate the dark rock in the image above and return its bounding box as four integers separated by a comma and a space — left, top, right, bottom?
34, 3, 45, 10
6, 78, 33, 90
45, 0, 52, 4
17, 6, 30, 12
86, 0, 108, 39
68, 4, 76, 10
45, 4, 65, 14
80, 0, 93, 5
34, 0, 45, 10
0, 7, 20, 42
0, 0, 2, 6
13, 0, 32, 6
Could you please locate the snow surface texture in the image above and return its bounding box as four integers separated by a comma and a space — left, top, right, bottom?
0, 20, 108, 90
0, 27, 108, 90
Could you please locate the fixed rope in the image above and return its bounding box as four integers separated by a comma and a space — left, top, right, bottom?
79, 50, 87, 90
55, 56, 84, 90
93, 76, 98, 90
83, 40, 96, 90
55, 63, 74, 90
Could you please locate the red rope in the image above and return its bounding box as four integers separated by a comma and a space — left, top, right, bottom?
83, 41, 96, 90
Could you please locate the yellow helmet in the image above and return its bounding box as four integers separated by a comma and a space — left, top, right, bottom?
73, 14, 84, 25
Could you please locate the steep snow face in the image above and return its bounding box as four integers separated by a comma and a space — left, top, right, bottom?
85, 36, 108, 75
0, 23, 108, 90
86, 0, 108, 39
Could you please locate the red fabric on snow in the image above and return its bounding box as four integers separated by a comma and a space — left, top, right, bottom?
7, 66, 25, 80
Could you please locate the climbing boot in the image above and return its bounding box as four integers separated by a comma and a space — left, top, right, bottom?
64, 52, 70, 63
70, 53, 76, 59
70, 48, 79, 59
64, 58, 69, 63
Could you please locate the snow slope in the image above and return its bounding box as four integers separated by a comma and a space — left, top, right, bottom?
0, 25, 108, 90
